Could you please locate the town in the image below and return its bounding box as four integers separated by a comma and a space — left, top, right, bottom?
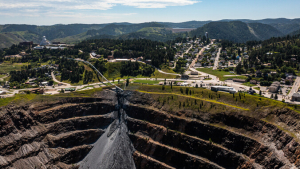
1, 33, 300, 104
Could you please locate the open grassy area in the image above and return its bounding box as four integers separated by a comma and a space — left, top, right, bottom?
0, 62, 28, 74
196, 68, 247, 81
0, 87, 105, 108
133, 80, 162, 84
126, 84, 299, 112
242, 82, 256, 87
151, 70, 179, 79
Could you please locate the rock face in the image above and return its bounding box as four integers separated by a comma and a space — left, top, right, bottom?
0, 90, 300, 169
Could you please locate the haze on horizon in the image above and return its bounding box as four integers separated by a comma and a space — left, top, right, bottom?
0, 0, 299, 25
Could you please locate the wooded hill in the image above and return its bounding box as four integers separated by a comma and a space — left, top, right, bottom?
1, 18, 300, 48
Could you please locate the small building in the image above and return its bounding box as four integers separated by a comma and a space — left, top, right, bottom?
115, 59, 130, 62
65, 88, 76, 91
250, 80, 257, 84
292, 93, 300, 101
181, 75, 189, 79
107, 55, 114, 60
191, 71, 199, 75
145, 59, 152, 64
159, 82, 165, 85
233, 78, 246, 83
30, 88, 44, 94
41, 82, 48, 86
269, 81, 280, 93
256, 70, 262, 77
176, 82, 182, 86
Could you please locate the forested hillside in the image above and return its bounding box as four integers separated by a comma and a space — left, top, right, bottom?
0, 31, 40, 48
189, 21, 283, 42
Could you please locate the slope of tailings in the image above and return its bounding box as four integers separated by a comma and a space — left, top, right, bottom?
0, 88, 300, 168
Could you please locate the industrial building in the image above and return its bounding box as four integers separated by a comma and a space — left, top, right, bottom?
292, 93, 300, 101
269, 81, 280, 93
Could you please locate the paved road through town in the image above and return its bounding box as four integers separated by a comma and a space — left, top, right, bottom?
288, 76, 300, 98
213, 48, 221, 70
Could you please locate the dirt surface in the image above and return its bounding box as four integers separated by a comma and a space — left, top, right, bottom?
0, 89, 300, 168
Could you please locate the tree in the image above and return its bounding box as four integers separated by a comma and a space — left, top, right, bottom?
171, 82, 172, 89
48, 79, 54, 86
274, 94, 278, 100
195, 84, 198, 88
259, 90, 262, 95
185, 88, 189, 95
180, 88, 183, 94
126, 78, 129, 86
162, 85, 165, 90
271, 94, 274, 99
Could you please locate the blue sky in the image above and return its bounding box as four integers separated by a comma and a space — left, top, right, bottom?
0, 0, 299, 25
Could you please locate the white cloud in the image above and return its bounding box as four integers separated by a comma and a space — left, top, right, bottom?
0, 0, 199, 10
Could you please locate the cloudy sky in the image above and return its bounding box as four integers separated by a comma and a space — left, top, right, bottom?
0, 0, 299, 25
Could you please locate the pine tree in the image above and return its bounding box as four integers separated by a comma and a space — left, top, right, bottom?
195, 84, 198, 88
275, 94, 278, 100
259, 90, 262, 95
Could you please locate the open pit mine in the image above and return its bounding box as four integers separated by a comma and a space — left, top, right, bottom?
0, 89, 300, 169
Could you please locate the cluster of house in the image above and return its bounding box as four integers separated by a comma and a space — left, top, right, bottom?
4, 51, 28, 59
194, 47, 218, 67
174, 39, 205, 68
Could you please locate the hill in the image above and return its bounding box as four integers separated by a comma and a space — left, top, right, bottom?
86, 22, 166, 36
0, 31, 40, 48
159, 21, 211, 28
189, 21, 284, 42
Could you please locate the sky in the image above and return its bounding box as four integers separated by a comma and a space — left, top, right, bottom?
0, 0, 299, 25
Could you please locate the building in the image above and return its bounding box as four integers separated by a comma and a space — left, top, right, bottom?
191, 71, 199, 75
33, 46, 44, 50
65, 88, 76, 91
205, 32, 209, 39
181, 75, 189, 79
40, 36, 51, 46
250, 80, 257, 84
115, 59, 130, 62
256, 70, 262, 77
30, 88, 45, 94
233, 79, 246, 83
292, 93, 300, 101
269, 81, 280, 93
145, 59, 152, 64
4, 55, 22, 59
211, 86, 236, 94
19, 41, 33, 48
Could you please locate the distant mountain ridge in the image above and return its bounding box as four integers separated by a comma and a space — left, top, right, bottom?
1, 18, 300, 48
188, 21, 284, 42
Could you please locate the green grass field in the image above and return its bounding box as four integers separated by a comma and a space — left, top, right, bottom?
133, 80, 162, 84
126, 84, 300, 113
242, 82, 256, 87
0, 62, 28, 74
196, 68, 247, 81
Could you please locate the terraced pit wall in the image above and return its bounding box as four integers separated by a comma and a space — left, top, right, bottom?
0, 90, 300, 168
